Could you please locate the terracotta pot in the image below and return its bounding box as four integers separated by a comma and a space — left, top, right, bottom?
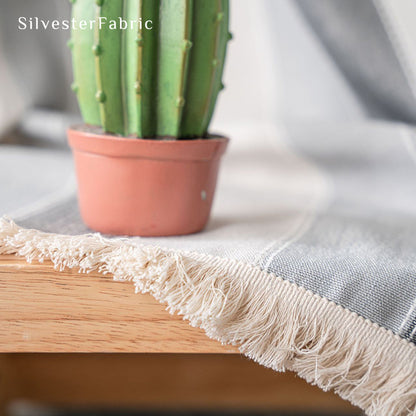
67, 127, 229, 237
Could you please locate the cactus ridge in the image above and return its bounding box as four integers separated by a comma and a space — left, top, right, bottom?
70, 0, 230, 139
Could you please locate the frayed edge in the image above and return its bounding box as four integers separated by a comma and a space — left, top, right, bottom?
1, 217, 415, 416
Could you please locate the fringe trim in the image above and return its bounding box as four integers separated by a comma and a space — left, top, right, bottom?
1, 217, 415, 416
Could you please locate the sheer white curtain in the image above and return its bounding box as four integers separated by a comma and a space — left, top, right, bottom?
213, 0, 366, 130
216, 0, 416, 126
0, 30, 25, 136
0, 0, 74, 141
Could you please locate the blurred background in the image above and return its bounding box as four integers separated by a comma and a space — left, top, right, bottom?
1, 0, 416, 415
1, 354, 362, 416
2, 0, 416, 217
1, 0, 416, 139
1, 0, 416, 218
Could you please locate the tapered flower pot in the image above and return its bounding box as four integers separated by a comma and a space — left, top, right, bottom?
67, 127, 229, 237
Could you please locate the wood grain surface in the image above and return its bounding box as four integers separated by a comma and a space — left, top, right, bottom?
0, 255, 359, 414
0, 255, 236, 353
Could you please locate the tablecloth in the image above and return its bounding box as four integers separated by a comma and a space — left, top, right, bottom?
1, 121, 415, 416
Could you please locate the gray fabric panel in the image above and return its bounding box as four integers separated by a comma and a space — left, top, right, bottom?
0, 145, 74, 217
9, 122, 416, 346
18, 195, 87, 236
295, 0, 416, 123
261, 122, 416, 340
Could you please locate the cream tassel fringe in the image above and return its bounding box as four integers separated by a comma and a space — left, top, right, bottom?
1, 217, 415, 416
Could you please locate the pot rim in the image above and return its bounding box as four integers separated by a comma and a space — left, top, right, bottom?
68, 125, 229, 161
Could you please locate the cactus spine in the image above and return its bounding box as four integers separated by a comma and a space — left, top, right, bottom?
70, 0, 230, 139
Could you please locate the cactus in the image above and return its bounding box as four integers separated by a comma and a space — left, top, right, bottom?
69, 0, 230, 139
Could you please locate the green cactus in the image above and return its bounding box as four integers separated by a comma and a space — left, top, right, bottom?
70, 0, 230, 139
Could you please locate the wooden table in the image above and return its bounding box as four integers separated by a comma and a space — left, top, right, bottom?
0, 255, 359, 414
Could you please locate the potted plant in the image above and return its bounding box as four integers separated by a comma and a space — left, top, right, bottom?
67, 0, 231, 236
